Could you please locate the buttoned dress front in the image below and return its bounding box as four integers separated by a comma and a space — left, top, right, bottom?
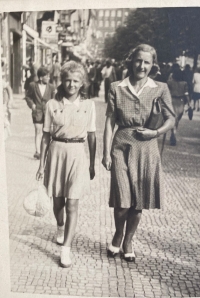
43, 96, 96, 199
106, 77, 175, 209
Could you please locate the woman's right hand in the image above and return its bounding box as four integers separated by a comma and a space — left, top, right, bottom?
36, 167, 44, 181
102, 154, 112, 171
32, 104, 36, 111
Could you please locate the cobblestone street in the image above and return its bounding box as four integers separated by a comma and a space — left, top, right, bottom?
5, 90, 200, 298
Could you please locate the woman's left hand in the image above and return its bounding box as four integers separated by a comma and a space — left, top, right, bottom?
136, 128, 157, 140
89, 165, 95, 180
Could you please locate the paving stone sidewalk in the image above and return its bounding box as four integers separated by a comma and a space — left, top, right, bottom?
5, 93, 200, 298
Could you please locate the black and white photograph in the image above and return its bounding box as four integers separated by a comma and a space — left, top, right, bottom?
0, 0, 200, 297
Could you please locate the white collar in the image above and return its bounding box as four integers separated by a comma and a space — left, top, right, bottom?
62, 96, 80, 107
117, 76, 158, 96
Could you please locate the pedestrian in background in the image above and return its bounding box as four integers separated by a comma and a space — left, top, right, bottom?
87, 61, 96, 98
101, 59, 117, 103
24, 58, 38, 95
25, 66, 55, 159
192, 67, 200, 111
93, 60, 102, 97
182, 64, 193, 100
167, 68, 190, 146
51, 58, 61, 88
102, 44, 175, 262
36, 61, 96, 268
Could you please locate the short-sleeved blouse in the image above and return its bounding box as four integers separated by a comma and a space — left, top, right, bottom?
43, 96, 96, 139
106, 77, 175, 128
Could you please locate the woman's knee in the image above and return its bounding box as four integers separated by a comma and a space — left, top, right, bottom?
66, 199, 79, 214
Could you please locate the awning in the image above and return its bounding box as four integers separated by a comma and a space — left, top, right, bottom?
10, 28, 22, 37
37, 37, 58, 53
23, 24, 39, 38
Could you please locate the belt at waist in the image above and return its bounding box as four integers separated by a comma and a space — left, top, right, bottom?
118, 125, 143, 130
52, 136, 85, 143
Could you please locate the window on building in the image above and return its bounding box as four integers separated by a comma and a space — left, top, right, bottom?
111, 10, 116, 17
111, 21, 115, 28
124, 11, 129, 17
99, 20, 103, 27
117, 21, 121, 27
105, 20, 109, 27
105, 10, 110, 17
117, 10, 122, 17
105, 32, 110, 38
99, 10, 104, 17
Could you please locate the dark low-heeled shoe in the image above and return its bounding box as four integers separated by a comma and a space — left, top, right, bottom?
123, 252, 136, 262
107, 244, 120, 257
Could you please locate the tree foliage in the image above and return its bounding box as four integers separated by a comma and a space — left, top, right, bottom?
103, 7, 200, 66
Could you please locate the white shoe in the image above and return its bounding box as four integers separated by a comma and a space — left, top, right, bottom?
60, 246, 72, 268
56, 225, 64, 245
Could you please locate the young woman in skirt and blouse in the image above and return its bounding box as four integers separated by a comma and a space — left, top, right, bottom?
36, 61, 96, 268
102, 44, 175, 262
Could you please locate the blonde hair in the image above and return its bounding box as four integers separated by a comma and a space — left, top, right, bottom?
125, 44, 159, 77
58, 61, 88, 99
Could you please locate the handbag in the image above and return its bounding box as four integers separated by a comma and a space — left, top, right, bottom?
187, 107, 193, 120
145, 97, 164, 130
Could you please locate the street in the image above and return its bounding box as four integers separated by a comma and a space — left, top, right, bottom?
5, 89, 200, 298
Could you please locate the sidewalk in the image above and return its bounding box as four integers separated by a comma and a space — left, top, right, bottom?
5, 93, 200, 298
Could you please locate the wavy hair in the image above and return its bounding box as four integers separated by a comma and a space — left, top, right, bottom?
125, 44, 159, 77
56, 61, 88, 100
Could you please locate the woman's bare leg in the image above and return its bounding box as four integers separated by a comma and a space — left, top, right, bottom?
63, 199, 79, 247
112, 207, 129, 247
34, 123, 43, 154
53, 197, 65, 226
123, 208, 142, 253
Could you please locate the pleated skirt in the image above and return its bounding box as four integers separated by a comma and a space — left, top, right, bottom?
44, 141, 90, 199
109, 128, 164, 209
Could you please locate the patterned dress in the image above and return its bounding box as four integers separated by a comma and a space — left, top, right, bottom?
106, 77, 175, 209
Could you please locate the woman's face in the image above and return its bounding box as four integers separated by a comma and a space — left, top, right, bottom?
62, 71, 83, 97
132, 50, 153, 80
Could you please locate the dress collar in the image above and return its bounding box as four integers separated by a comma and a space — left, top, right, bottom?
117, 76, 158, 97
62, 95, 80, 107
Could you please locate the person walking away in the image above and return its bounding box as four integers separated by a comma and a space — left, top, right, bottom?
88, 61, 96, 98
182, 64, 193, 101
192, 67, 200, 111
93, 60, 102, 97
167, 68, 190, 146
36, 61, 96, 268
25, 66, 55, 159
102, 44, 175, 262
51, 58, 61, 88
101, 59, 117, 103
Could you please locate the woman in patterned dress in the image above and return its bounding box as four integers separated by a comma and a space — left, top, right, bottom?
102, 44, 175, 262
36, 61, 96, 268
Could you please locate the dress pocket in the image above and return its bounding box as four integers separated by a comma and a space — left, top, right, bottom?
73, 109, 88, 127
52, 109, 65, 126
